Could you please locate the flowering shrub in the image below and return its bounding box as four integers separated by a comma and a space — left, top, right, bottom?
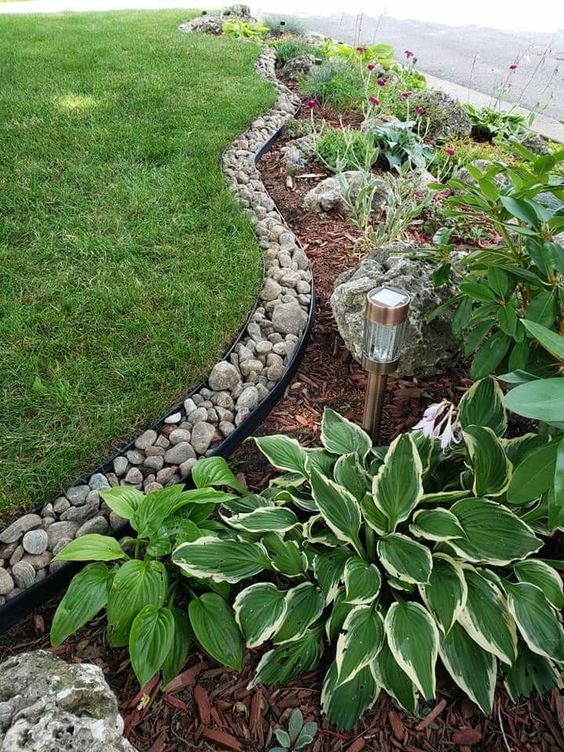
173, 379, 564, 729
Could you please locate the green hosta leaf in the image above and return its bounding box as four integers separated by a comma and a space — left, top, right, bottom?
173, 537, 270, 583
344, 558, 381, 605
449, 498, 541, 565
513, 560, 564, 609
303, 514, 341, 546
378, 534, 432, 585
51, 562, 113, 645
501, 432, 549, 467
326, 590, 353, 644
372, 640, 418, 714
273, 583, 324, 644
420, 554, 467, 634
458, 376, 507, 436
162, 607, 192, 686
372, 434, 423, 530
100, 487, 143, 521
504, 378, 564, 422
463, 426, 512, 497
275, 487, 317, 512
333, 454, 370, 501
107, 559, 168, 647
440, 622, 496, 714
385, 602, 439, 700
321, 408, 372, 459
507, 442, 558, 503
234, 583, 287, 648
309, 469, 363, 556
505, 582, 564, 663
262, 533, 308, 578
504, 641, 562, 702
410, 509, 465, 541
321, 662, 379, 731
336, 605, 384, 686
250, 627, 323, 687
313, 547, 350, 604
192, 456, 248, 494
130, 486, 190, 539
458, 569, 517, 665
53, 534, 126, 562
129, 605, 175, 687
254, 435, 307, 475
222, 507, 299, 533
521, 319, 564, 360
555, 438, 564, 507
189, 592, 243, 670
500, 195, 540, 226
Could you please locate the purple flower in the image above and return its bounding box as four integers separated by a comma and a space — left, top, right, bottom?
415, 106, 426, 115
445, 146, 456, 157
376, 77, 386, 87
400, 91, 413, 99
305, 98, 319, 109
367, 63, 376, 71
368, 95, 380, 106
404, 49, 415, 58
412, 400, 461, 450
509, 63, 518, 70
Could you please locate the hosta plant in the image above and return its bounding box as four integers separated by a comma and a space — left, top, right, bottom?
174, 378, 563, 729
50, 481, 246, 687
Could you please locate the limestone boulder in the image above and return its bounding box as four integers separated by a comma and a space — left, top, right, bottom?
303, 171, 388, 216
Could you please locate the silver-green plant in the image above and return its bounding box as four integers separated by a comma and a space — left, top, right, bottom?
371, 164, 431, 245
270, 709, 318, 752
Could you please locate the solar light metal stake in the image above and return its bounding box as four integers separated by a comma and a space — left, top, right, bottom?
362, 286, 411, 441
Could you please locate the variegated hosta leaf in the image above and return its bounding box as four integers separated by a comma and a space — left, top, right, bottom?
458, 376, 507, 437
333, 454, 371, 502
420, 554, 467, 633
273, 583, 324, 644
172, 537, 270, 583
336, 605, 384, 686
304, 448, 337, 477
388, 576, 415, 592
360, 493, 390, 535
410, 508, 465, 541
321, 661, 379, 731
458, 569, 517, 665
309, 469, 364, 556
507, 441, 558, 504
463, 426, 512, 497
222, 493, 274, 514
372, 434, 423, 530
505, 582, 564, 663
513, 560, 564, 609
440, 621, 496, 714
378, 534, 433, 585
234, 583, 287, 648
372, 639, 418, 714
250, 627, 323, 688
254, 435, 307, 475
344, 558, 381, 605
326, 590, 353, 644
321, 408, 372, 460
274, 487, 317, 512
313, 548, 350, 604
419, 491, 471, 505
449, 498, 542, 565
262, 533, 307, 578
222, 506, 299, 534
504, 641, 562, 702
302, 515, 341, 547
384, 601, 439, 700
410, 430, 440, 478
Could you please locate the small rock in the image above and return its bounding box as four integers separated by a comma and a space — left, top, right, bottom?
164, 412, 182, 424
9, 546, 24, 567
134, 430, 157, 450
89, 473, 110, 491
183, 397, 197, 415
190, 422, 216, 455
11, 560, 35, 589
66, 485, 90, 506
236, 386, 259, 412
52, 537, 73, 556
155, 435, 170, 449
261, 278, 282, 302
208, 361, 241, 391
22, 529, 48, 555
272, 301, 308, 336
0, 568, 14, 595
0, 514, 42, 544
126, 449, 145, 465
169, 428, 191, 445
179, 458, 197, 476
109, 512, 127, 531
113, 456, 129, 477
156, 467, 177, 485
143, 455, 164, 472
77, 517, 109, 537
47, 521, 79, 549
124, 467, 143, 486
219, 421, 236, 437
53, 497, 70, 514
22, 552, 52, 570
60, 499, 100, 523
164, 442, 196, 465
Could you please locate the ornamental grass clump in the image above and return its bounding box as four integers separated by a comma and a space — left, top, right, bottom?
173, 377, 564, 729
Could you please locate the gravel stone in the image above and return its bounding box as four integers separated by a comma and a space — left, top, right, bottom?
0, 514, 42, 545
22, 529, 48, 555
11, 561, 35, 589
47, 521, 79, 549
52, 537, 73, 556
0, 568, 14, 595
126, 449, 145, 465
219, 421, 236, 437
236, 386, 259, 412
89, 473, 111, 491
143, 455, 164, 472
113, 456, 129, 477
183, 398, 197, 415
169, 428, 191, 445
179, 458, 197, 477
134, 430, 157, 450
156, 467, 177, 485
190, 422, 216, 454
124, 467, 144, 485
208, 361, 241, 391
272, 301, 308, 336
66, 485, 90, 506
77, 516, 109, 537
53, 497, 71, 514
164, 442, 196, 465
165, 411, 182, 424
60, 499, 100, 523
22, 552, 52, 570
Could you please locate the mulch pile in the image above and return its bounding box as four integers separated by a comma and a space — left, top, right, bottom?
1, 85, 563, 752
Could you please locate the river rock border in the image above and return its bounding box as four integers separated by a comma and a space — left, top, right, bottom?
0, 47, 312, 609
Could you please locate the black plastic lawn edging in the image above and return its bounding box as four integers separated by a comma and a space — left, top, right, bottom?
0, 124, 315, 635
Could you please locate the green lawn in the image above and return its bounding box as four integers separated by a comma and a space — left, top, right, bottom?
0, 10, 275, 515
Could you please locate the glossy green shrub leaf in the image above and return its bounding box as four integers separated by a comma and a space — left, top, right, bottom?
234, 583, 287, 648
504, 378, 564, 422
53, 534, 126, 562
513, 560, 564, 609
385, 602, 439, 700
336, 605, 384, 686
189, 593, 243, 670
463, 426, 512, 497
321, 408, 372, 459
333, 453, 370, 501
129, 605, 175, 687
343, 558, 381, 605
51, 562, 113, 645
173, 537, 270, 583
378, 534, 432, 585
162, 607, 192, 686
521, 319, 564, 360
273, 583, 324, 644
326, 590, 353, 644
321, 662, 379, 731
410, 508, 465, 541
457, 377, 507, 436
420, 554, 466, 633
254, 435, 307, 475
440, 622, 496, 714
310, 469, 363, 555
192, 456, 248, 494
507, 442, 558, 503
100, 487, 143, 521
470, 331, 512, 379
372, 434, 423, 529
250, 628, 323, 687
505, 582, 564, 663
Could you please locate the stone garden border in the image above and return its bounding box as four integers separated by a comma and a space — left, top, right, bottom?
0, 47, 315, 632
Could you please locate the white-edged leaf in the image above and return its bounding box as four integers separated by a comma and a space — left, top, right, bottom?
254, 435, 307, 475
273, 583, 324, 644
385, 601, 439, 700
234, 583, 288, 648
336, 605, 384, 686
262, 533, 308, 578
309, 469, 363, 556
333, 453, 370, 501
372, 639, 418, 714
321, 408, 372, 459
313, 547, 350, 604
410, 508, 465, 541
321, 661, 379, 731
372, 434, 423, 529
378, 534, 432, 585
505, 582, 564, 662
513, 560, 564, 609
458, 376, 507, 436
325, 590, 353, 644
344, 558, 381, 605
420, 554, 467, 633
360, 493, 390, 535
172, 537, 270, 583
250, 628, 323, 687
463, 426, 512, 497
440, 621, 496, 714
222, 506, 299, 533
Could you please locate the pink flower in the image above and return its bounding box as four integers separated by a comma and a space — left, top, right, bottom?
368, 95, 380, 106
415, 106, 426, 115
305, 98, 319, 109
400, 91, 413, 99
445, 146, 456, 157
509, 63, 518, 70
356, 46, 367, 54
404, 49, 415, 58
367, 63, 376, 71
376, 77, 386, 87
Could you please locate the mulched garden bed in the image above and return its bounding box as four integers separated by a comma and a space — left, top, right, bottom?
1, 75, 562, 752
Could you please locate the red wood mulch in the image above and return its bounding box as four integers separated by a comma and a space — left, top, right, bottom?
1, 89, 563, 752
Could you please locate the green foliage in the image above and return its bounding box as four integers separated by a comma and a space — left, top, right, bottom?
222, 19, 269, 40
261, 16, 307, 37
370, 165, 431, 245
315, 126, 378, 173
283, 118, 315, 139
274, 37, 320, 67
428, 147, 564, 380
372, 122, 434, 170
270, 708, 318, 751
301, 58, 368, 111
428, 136, 515, 181
465, 104, 529, 142
320, 39, 395, 69
51, 471, 246, 687
173, 389, 564, 729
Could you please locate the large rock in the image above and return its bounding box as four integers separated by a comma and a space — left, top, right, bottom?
179, 15, 222, 34
330, 244, 460, 377
0, 650, 135, 751
281, 134, 317, 174
360, 114, 402, 134
395, 89, 472, 140
282, 54, 316, 81
303, 171, 388, 216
